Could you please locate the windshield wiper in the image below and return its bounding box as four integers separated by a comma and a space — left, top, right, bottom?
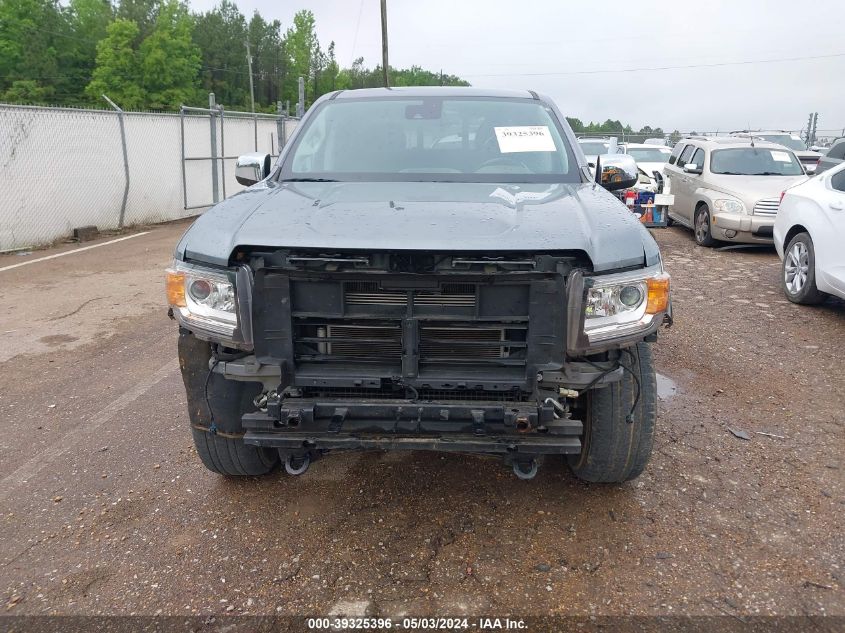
280, 177, 339, 182
749, 172, 786, 176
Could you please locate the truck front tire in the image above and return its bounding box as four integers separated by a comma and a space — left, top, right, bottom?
179, 331, 279, 477
567, 342, 657, 483
191, 427, 278, 477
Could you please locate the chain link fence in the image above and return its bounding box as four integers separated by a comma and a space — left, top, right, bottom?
0, 97, 299, 252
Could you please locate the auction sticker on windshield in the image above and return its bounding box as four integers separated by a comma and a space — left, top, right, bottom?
771, 150, 792, 163
494, 126, 556, 153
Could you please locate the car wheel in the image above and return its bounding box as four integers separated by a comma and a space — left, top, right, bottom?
783, 232, 827, 305
694, 205, 716, 247
567, 343, 656, 483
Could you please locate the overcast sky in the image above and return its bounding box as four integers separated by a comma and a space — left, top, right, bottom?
191, 0, 845, 135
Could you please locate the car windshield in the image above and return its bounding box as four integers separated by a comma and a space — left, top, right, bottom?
626, 148, 671, 163
578, 141, 609, 155
280, 96, 578, 183
710, 148, 804, 176
757, 134, 807, 151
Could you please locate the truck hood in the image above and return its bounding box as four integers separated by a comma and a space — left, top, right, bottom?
177, 181, 660, 272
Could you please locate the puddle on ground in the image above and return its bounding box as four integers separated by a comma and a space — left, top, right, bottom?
656, 373, 679, 400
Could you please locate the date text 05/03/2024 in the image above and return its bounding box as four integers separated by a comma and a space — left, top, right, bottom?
306, 617, 528, 630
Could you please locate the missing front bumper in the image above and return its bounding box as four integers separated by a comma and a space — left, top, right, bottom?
241, 398, 583, 456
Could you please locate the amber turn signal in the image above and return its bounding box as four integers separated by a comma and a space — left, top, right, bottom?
165, 269, 186, 307
645, 274, 670, 314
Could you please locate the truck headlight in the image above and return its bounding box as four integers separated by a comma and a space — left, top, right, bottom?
583, 267, 670, 344
166, 261, 237, 339
713, 198, 745, 214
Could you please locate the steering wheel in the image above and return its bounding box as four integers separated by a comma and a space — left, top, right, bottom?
475, 156, 532, 172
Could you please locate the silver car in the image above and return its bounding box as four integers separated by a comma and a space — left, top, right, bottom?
663, 137, 808, 246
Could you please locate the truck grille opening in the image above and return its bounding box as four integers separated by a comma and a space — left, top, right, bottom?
420, 323, 527, 365
293, 321, 527, 365
344, 281, 476, 309
299, 386, 531, 402
294, 322, 402, 362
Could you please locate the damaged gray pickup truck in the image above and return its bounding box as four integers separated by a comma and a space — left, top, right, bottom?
167, 87, 671, 482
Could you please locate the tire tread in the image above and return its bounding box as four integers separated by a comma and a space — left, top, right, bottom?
567, 343, 657, 483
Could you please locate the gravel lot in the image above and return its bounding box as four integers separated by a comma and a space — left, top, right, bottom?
0, 221, 842, 619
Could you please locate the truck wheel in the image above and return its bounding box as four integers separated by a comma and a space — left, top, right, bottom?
783, 232, 826, 305
191, 428, 279, 476
567, 342, 657, 483
179, 331, 279, 477
694, 205, 716, 247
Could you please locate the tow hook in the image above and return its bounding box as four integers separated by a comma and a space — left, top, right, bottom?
283, 452, 311, 476
512, 458, 539, 480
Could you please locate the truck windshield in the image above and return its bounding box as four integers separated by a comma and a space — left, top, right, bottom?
710, 148, 804, 176
280, 96, 579, 184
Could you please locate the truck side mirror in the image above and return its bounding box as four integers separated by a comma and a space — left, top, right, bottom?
595, 154, 638, 191
683, 163, 702, 175
235, 152, 272, 186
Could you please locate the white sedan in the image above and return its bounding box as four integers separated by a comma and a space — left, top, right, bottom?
774, 161, 845, 304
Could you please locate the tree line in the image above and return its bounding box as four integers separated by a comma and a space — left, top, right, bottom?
566, 117, 682, 144
0, 0, 673, 137
0, 0, 469, 112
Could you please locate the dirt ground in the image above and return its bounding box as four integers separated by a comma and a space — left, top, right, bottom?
0, 221, 842, 620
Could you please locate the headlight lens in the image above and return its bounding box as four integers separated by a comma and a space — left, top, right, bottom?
713, 198, 745, 214
584, 267, 670, 343
166, 262, 237, 339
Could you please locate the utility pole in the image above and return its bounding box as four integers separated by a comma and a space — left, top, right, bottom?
811, 112, 818, 147
380, 0, 389, 87
245, 40, 255, 113
805, 113, 813, 147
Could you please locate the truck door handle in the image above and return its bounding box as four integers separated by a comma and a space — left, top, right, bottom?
830, 200, 844, 211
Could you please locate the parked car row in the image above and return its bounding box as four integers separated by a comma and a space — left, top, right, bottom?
815, 137, 845, 174
577, 134, 845, 306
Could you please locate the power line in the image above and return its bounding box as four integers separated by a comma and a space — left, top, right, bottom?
349, 0, 365, 66
462, 52, 845, 78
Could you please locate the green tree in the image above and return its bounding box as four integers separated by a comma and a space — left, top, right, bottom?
316, 41, 339, 95
2, 79, 52, 103
85, 18, 145, 109
139, 0, 201, 109
0, 0, 64, 102
248, 11, 283, 107
63, 0, 113, 103
566, 117, 585, 132
283, 9, 316, 107
193, 0, 249, 107
116, 0, 160, 40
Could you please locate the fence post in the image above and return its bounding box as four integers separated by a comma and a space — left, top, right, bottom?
276, 101, 285, 150
179, 105, 188, 210
102, 94, 130, 228
209, 92, 220, 204
219, 105, 227, 200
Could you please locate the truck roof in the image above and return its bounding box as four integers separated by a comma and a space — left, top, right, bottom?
332, 86, 537, 100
